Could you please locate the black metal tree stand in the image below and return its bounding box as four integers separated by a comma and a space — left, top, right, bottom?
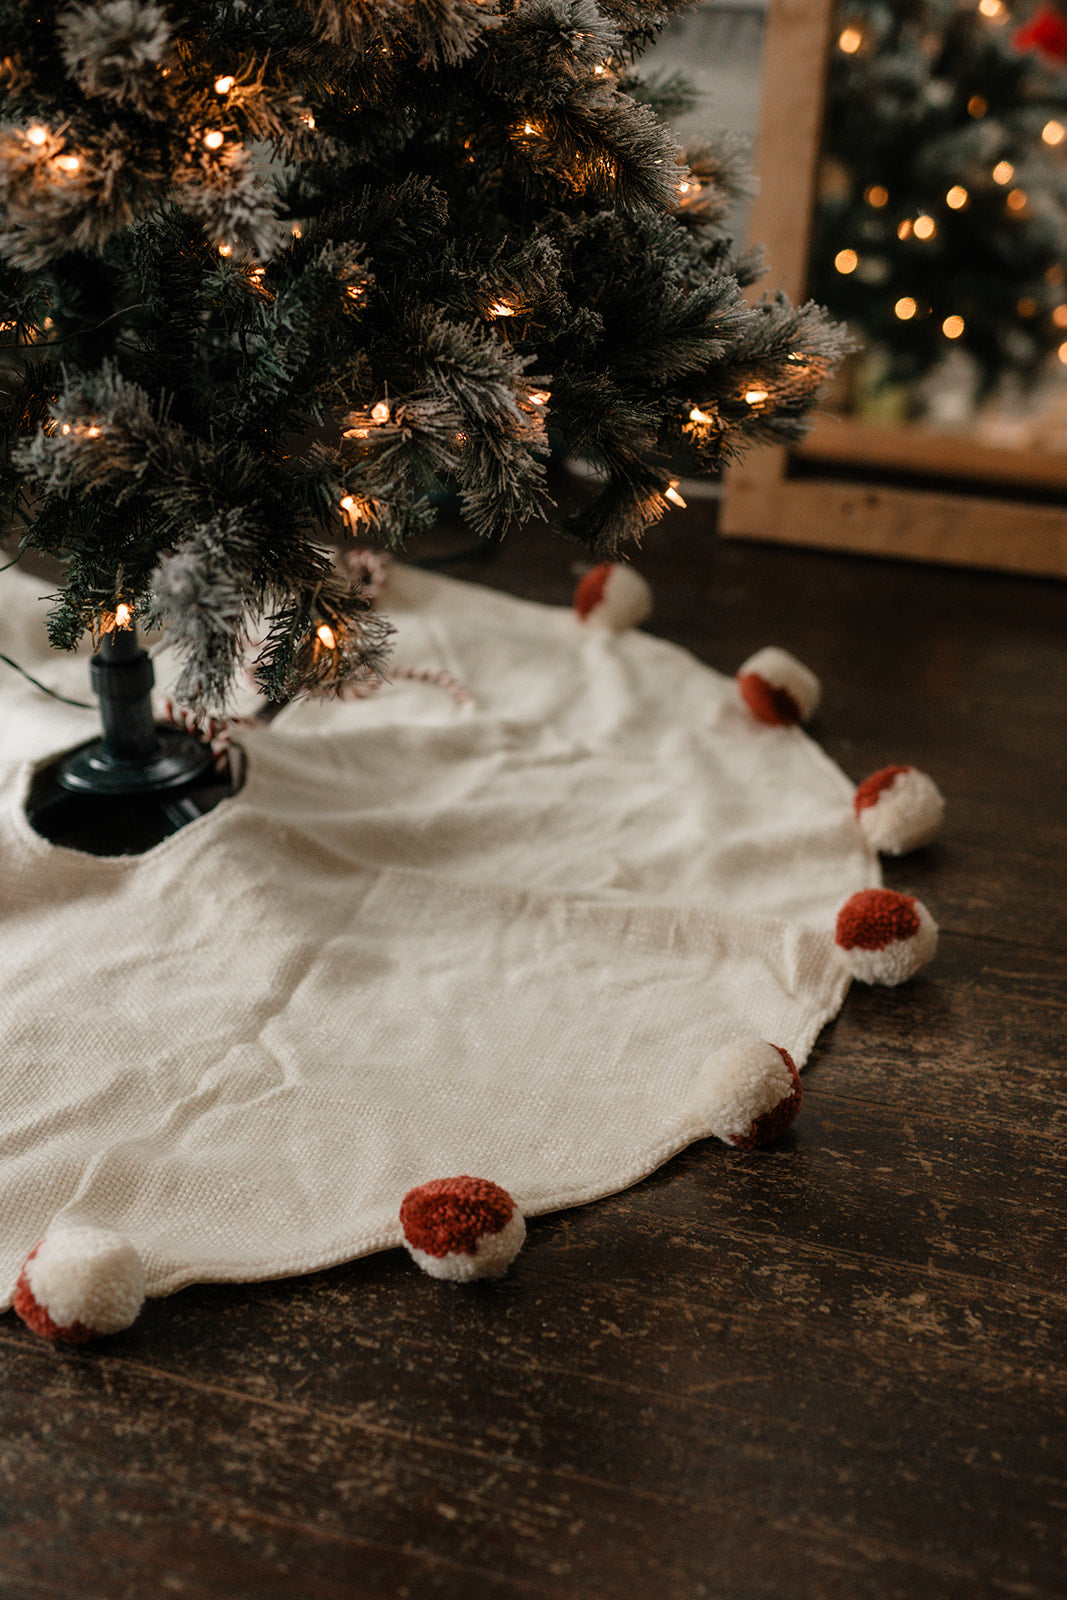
26, 618, 230, 855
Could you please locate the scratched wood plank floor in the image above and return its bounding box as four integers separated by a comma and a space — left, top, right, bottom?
1, 491, 1065, 1600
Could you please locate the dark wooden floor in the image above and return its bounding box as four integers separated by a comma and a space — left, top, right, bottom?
2, 487, 1065, 1600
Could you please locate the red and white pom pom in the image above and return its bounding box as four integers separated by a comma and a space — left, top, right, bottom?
835, 888, 938, 986
854, 765, 945, 855
736, 648, 821, 727
399, 1176, 526, 1282
690, 1039, 802, 1149
13, 1227, 146, 1343
573, 563, 653, 631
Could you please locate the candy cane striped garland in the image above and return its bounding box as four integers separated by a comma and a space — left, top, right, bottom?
155, 699, 265, 772
336, 665, 472, 707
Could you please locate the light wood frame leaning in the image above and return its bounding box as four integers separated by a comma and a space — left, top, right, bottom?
720, 0, 1067, 578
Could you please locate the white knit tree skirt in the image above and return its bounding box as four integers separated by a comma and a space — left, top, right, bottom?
0, 562, 940, 1326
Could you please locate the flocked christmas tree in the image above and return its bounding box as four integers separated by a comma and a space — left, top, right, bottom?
811, 0, 1067, 413
1, 0, 845, 723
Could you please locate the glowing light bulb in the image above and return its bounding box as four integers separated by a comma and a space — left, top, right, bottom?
834, 248, 859, 274
55, 154, 80, 172
291, 224, 303, 238
203, 129, 224, 150
1043, 120, 1065, 146
979, 0, 1004, 17
316, 624, 337, 649
992, 160, 1014, 185
838, 26, 863, 52
968, 95, 988, 117
85, 425, 101, 437
214, 75, 235, 94
26, 126, 48, 146
688, 406, 711, 425
523, 122, 535, 135
594, 64, 605, 75
488, 299, 515, 317
894, 297, 918, 320
339, 494, 357, 512
114, 604, 132, 628
61, 423, 71, 435
744, 388, 770, 405
1007, 188, 1027, 211
946, 185, 969, 209
370, 401, 390, 423
665, 481, 687, 508
1059, 342, 1067, 365
529, 389, 551, 405
913, 215, 936, 240
942, 315, 965, 339
301, 112, 316, 129
217, 242, 233, 257
897, 219, 914, 240
1052, 305, 1067, 327
865, 184, 889, 207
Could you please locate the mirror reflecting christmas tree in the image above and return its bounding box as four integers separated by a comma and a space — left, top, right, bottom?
810, 0, 1067, 429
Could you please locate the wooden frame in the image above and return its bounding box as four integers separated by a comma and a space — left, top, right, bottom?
720, 0, 1067, 577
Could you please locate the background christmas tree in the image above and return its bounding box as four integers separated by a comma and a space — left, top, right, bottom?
0, 0, 845, 712
811, 0, 1067, 416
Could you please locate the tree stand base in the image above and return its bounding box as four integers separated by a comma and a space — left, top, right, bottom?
26, 735, 234, 856
23, 618, 236, 856
56, 726, 215, 796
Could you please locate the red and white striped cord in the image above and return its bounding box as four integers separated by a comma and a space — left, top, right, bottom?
337, 665, 472, 707
155, 698, 266, 772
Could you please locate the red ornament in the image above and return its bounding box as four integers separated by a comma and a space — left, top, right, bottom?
1014, 4, 1067, 63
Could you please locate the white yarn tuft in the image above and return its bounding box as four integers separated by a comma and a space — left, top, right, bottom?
405, 1207, 527, 1281
22, 1227, 145, 1336
689, 1038, 797, 1144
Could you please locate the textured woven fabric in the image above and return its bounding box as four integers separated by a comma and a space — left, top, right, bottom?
0, 564, 879, 1304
